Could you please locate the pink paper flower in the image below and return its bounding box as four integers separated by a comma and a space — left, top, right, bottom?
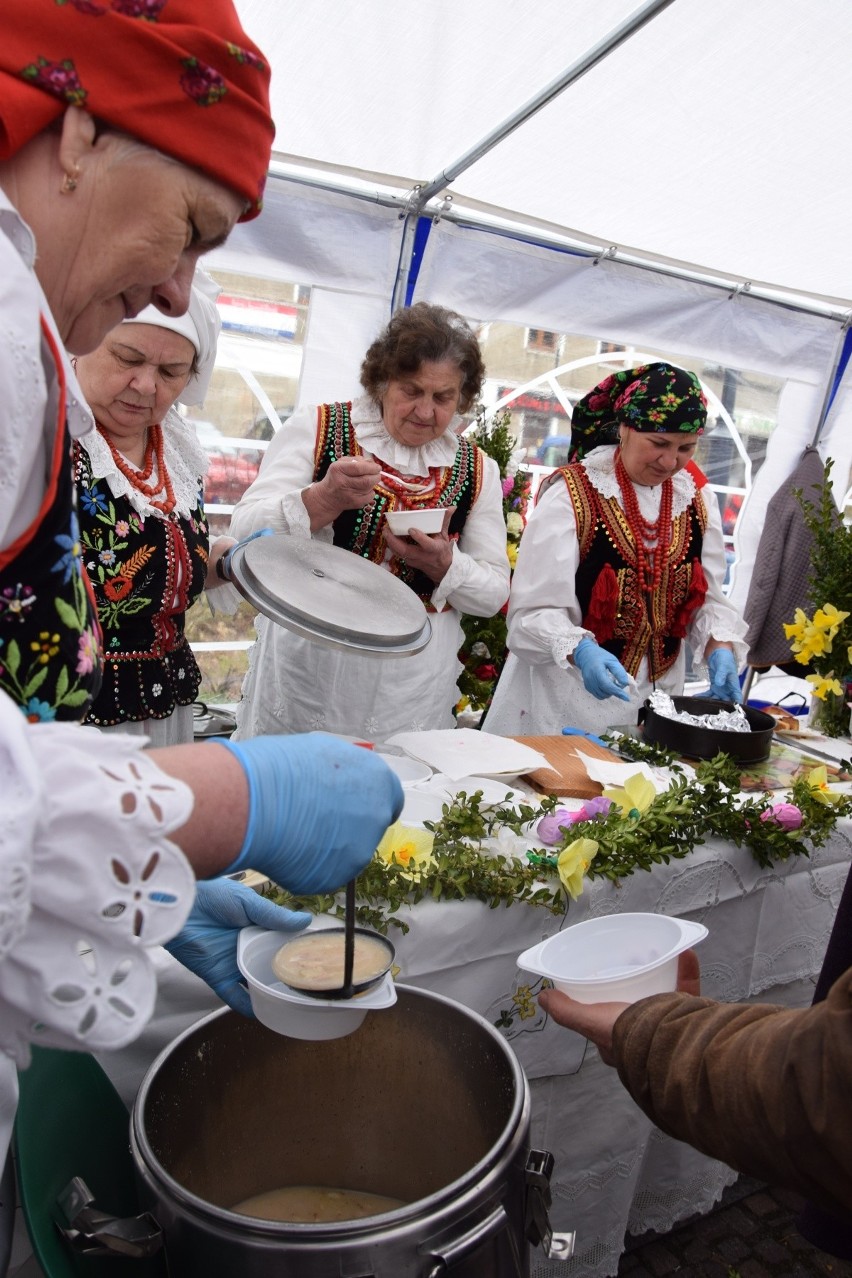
759, 802, 803, 831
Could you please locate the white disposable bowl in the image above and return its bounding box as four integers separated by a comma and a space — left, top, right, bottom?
376, 751, 432, 786
237, 926, 397, 1039
384, 507, 446, 536
517, 913, 708, 1004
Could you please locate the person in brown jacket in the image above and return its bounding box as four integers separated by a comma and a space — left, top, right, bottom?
539, 936, 852, 1229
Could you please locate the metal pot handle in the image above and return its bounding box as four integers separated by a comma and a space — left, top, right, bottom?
56, 1177, 164, 1259
424, 1151, 575, 1276
424, 1204, 518, 1277
525, 1149, 576, 1262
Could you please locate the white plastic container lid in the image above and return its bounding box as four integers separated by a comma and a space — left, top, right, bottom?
517, 912, 708, 1005
238, 926, 397, 1039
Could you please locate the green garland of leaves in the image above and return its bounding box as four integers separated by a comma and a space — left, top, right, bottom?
268, 742, 852, 933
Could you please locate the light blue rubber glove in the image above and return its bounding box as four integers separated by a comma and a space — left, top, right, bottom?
573, 637, 632, 702
217, 527, 276, 581
165, 877, 311, 1016
698, 648, 742, 703
219, 732, 404, 893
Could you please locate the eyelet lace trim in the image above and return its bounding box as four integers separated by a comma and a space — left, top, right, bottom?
0, 713, 194, 1066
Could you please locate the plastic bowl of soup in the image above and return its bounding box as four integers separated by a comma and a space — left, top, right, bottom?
238, 926, 397, 1039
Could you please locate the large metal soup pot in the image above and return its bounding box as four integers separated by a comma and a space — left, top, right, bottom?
130, 986, 573, 1276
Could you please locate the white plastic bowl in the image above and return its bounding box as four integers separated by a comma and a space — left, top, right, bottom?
376, 751, 432, 786
517, 912, 708, 1004
384, 507, 447, 536
237, 926, 397, 1039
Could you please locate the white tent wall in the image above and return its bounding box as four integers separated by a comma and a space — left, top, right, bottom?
208, 181, 404, 404
212, 176, 852, 619
413, 220, 844, 382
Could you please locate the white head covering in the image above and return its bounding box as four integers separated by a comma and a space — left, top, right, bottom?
123, 267, 222, 407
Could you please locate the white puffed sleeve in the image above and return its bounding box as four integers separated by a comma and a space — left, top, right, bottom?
0, 692, 195, 1067
431, 454, 511, 616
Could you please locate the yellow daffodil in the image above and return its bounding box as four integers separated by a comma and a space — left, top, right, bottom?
601, 771, 657, 817
557, 837, 599, 900
375, 822, 435, 879
813, 604, 850, 639
506, 541, 519, 569
782, 607, 808, 639
806, 672, 843, 701
456, 693, 470, 713
805, 766, 843, 806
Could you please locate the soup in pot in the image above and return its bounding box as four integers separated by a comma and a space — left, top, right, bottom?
272, 931, 389, 991
232, 1184, 406, 1222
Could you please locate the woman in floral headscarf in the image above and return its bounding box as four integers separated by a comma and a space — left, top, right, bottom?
484, 362, 747, 738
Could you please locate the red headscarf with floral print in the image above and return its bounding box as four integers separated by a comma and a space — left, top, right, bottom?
0, 0, 274, 219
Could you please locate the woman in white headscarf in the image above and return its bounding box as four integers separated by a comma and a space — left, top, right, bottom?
73, 272, 233, 745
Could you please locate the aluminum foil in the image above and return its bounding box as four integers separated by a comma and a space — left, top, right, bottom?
648, 691, 752, 733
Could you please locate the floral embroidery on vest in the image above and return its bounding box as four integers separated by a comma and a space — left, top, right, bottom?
74, 446, 208, 725
0, 320, 102, 722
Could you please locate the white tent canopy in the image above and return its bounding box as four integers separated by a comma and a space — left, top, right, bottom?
213, 0, 852, 625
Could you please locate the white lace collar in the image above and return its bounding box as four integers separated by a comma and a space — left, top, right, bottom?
581, 445, 696, 518
77, 407, 209, 520
349, 394, 463, 475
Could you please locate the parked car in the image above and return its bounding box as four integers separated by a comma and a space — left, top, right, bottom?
191, 419, 264, 507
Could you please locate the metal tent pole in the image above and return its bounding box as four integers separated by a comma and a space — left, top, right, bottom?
391, 0, 676, 310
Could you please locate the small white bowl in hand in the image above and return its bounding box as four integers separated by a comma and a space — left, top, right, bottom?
517, 912, 707, 1004
384, 508, 448, 536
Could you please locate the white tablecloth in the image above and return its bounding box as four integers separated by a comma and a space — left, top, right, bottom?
388, 821, 852, 1278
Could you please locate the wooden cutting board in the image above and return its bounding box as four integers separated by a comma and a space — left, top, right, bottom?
510, 734, 620, 797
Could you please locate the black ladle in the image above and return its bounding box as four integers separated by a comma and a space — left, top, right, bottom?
342, 877, 356, 999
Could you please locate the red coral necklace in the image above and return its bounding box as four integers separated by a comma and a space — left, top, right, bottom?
97, 422, 176, 515
615, 450, 672, 593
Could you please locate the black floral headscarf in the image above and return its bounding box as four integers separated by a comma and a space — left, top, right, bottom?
569, 362, 707, 462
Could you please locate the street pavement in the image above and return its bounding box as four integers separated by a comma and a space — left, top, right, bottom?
619, 1178, 852, 1277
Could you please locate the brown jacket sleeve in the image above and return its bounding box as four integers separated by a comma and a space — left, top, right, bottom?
611, 966, 852, 1219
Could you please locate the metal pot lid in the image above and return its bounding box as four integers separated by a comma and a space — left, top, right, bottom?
227, 533, 432, 657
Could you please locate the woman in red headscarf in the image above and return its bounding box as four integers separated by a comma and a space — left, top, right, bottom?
484, 362, 746, 738
0, 0, 402, 1169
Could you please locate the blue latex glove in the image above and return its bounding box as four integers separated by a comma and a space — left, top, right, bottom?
218, 527, 276, 580
165, 877, 311, 1016
698, 648, 742, 703
220, 732, 404, 893
573, 638, 632, 702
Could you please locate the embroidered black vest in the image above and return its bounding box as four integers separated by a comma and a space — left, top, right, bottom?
74, 445, 208, 725
313, 402, 482, 606
0, 320, 102, 723
558, 462, 708, 680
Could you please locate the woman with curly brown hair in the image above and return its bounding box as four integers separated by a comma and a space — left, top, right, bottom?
230, 302, 511, 741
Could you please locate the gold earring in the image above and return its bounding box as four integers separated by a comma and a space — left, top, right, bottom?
60, 166, 80, 195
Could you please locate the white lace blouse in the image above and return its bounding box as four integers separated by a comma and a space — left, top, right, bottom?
0, 192, 196, 1079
